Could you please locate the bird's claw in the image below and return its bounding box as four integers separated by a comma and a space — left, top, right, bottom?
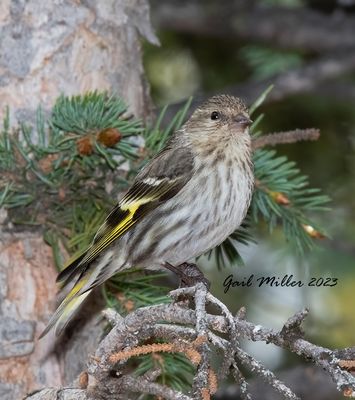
164, 262, 210, 290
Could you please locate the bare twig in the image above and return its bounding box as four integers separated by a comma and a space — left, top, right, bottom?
193, 283, 210, 399
206, 292, 240, 381
212, 292, 293, 400
252, 129, 320, 150
102, 308, 123, 325
25, 388, 87, 400
119, 372, 192, 400
231, 362, 253, 400
335, 347, 355, 371
234, 311, 355, 397
235, 347, 300, 400
280, 308, 309, 339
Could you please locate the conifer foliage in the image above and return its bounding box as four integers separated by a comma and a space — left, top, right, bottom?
0, 89, 329, 393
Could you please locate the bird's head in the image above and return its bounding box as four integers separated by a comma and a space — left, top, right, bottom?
184, 95, 252, 144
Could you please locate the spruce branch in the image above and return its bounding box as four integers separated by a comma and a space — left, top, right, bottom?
0, 92, 142, 268
251, 147, 330, 253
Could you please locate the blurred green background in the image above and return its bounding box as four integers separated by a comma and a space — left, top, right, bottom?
144, 0, 355, 381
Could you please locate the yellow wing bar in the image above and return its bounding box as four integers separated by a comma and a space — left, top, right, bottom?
79, 197, 154, 266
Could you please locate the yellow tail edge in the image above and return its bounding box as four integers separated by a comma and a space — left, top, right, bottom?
39, 290, 91, 339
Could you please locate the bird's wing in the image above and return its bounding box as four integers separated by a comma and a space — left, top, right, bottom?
56, 144, 194, 286
41, 145, 195, 338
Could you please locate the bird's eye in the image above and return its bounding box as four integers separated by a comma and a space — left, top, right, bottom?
210, 111, 220, 120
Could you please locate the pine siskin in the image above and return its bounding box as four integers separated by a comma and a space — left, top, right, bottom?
40, 95, 254, 337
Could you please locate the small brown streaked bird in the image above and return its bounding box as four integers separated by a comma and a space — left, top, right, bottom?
40, 95, 254, 337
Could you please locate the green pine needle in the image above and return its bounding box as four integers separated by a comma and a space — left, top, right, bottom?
51, 91, 141, 137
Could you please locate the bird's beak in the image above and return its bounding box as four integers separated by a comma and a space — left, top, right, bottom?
235, 115, 253, 128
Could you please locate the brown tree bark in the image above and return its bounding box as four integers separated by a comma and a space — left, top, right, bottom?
0, 1, 156, 398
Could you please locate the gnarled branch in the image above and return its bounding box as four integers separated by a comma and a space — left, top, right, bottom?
26, 285, 354, 400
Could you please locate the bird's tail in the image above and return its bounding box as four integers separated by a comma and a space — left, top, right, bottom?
39, 247, 117, 338
39, 289, 91, 338
39, 252, 92, 338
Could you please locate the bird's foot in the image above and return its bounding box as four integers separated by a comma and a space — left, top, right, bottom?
164, 262, 210, 290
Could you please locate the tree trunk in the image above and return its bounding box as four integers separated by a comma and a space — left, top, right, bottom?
0, 0, 158, 122
0, 1, 156, 398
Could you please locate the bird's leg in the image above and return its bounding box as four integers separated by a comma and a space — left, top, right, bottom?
164, 262, 210, 290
